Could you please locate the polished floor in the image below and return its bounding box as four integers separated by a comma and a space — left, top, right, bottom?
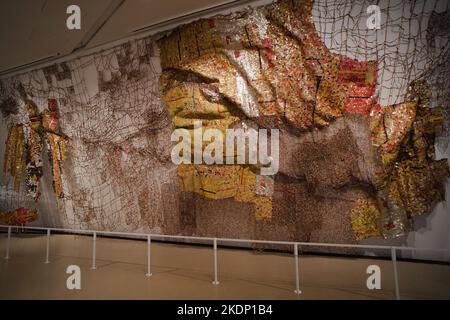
0, 233, 449, 299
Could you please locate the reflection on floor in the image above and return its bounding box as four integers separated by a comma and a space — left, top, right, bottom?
0, 233, 449, 299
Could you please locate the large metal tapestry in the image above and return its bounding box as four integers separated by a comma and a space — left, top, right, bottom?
0, 0, 449, 248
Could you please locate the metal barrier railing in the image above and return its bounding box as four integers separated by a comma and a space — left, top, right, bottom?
1, 224, 450, 300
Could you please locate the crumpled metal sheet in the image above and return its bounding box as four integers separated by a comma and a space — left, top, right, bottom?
3, 98, 69, 200
158, 0, 449, 233
367, 81, 449, 238
46, 132, 68, 199
395, 159, 448, 216
350, 198, 381, 241
375, 180, 411, 239
370, 102, 417, 171
177, 164, 272, 220
25, 100, 44, 201
3, 124, 26, 192
158, 0, 369, 221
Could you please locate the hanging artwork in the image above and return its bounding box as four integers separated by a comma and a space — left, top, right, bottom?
0, 0, 448, 247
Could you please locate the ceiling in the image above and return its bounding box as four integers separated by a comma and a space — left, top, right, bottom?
0, 0, 243, 72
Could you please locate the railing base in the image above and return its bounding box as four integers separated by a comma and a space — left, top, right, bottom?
212, 281, 220, 285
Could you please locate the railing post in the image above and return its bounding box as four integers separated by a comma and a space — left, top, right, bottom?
44, 229, 51, 264
294, 243, 301, 295
4, 226, 11, 260
391, 247, 400, 300
212, 238, 219, 285
91, 232, 97, 270
146, 235, 152, 277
